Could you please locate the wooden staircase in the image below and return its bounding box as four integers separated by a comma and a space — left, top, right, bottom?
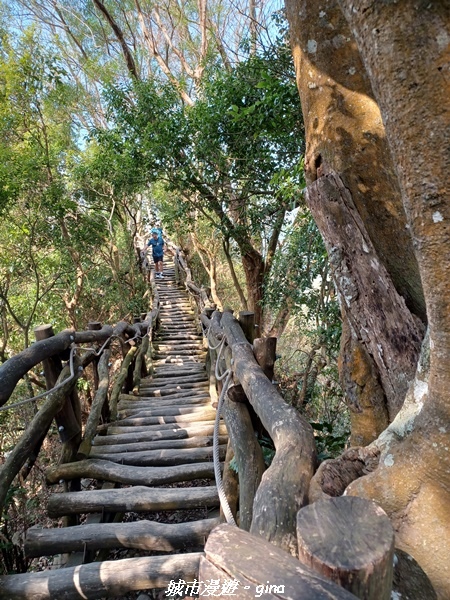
0, 261, 226, 599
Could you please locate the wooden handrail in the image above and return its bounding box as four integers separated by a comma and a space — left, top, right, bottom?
201, 308, 317, 553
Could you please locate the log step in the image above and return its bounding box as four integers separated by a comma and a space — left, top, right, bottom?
46, 459, 219, 486
89, 434, 227, 455
25, 517, 219, 557
94, 422, 227, 445
0, 553, 202, 600
119, 396, 211, 409
12, 275, 226, 600
47, 485, 220, 517
106, 418, 219, 434
87, 444, 227, 466
118, 406, 214, 420
115, 411, 216, 426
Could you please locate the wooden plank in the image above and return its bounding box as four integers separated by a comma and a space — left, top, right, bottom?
202, 524, 358, 599
0, 552, 202, 600
88, 444, 227, 466
296, 497, 394, 600
26, 518, 218, 557
46, 459, 218, 486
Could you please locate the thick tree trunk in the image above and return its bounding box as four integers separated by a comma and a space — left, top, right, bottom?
307, 172, 424, 419
286, 0, 450, 596
285, 0, 427, 437
241, 250, 265, 328
335, 3, 450, 598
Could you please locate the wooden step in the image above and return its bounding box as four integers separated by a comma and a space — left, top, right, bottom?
153, 358, 204, 365
150, 364, 206, 375
136, 387, 209, 398
139, 381, 209, 394
46, 458, 219, 486
25, 517, 219, 557
118, 396, 210, 410
119, 398, 212, 419
89, 434, 227, 455
106, 419, 221, 434
47, 486, 220, 517
95, 422, 227, 445
150, 368, 206, 379
118, 405, 214, 420
116, 410, 216, 426
0, 552, 202, 599
140, 374, 207, 386
125, 390, 210, 402
86, 444, 227, 466
89, 435, 227, 455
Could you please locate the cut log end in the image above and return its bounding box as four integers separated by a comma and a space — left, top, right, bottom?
297, 496, 394, 600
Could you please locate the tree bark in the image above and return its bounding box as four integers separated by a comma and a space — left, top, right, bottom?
284, 0, 426, 432
334, 3, 450, 598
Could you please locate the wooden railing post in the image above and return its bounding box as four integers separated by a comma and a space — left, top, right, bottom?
253, 337, 277, 381
34, 325, 81, 445
77, 349, 111, 460
174, 252, 180, 284
296, 497, 394, 600
87, 322, 102, 393
238, 311, 255, 344
87, 321, 109, 422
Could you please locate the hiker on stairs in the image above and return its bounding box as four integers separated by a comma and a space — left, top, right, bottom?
147, 227, 164, 278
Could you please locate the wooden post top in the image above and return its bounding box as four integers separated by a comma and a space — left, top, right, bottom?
297, 496, 394, 600
34, 324, 55, 339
